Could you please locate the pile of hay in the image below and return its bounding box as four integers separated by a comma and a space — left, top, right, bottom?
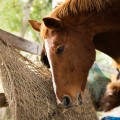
0, 38, 98, 120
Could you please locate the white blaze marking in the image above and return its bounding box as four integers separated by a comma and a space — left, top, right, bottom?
44, 40, 61, 104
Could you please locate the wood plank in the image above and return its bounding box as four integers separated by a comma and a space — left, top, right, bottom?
0, 29, 41, 55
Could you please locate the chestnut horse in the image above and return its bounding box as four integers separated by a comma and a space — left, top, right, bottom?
100, 81, 120, 112
29, 0, 120, 108
111, 60, 120, 81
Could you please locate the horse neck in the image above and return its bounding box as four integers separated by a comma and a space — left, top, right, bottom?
60, 6, 120, 62
58, 1, 120, 31
87, 7, 120, 62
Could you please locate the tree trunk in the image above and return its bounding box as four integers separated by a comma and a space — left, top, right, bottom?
20, 0, 34, 38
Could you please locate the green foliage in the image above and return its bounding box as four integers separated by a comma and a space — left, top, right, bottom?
0, 0, 23, 32
30, 0, 52, 21
0, 0, 52, 43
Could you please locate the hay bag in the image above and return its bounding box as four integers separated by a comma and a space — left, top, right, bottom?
0, 38, 98, 120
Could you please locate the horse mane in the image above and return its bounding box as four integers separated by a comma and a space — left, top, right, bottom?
40, 0, 116, 38
50, 0, 114, 18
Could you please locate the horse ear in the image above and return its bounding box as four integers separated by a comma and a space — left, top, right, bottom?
29, 20, 41, 32
42, 17, 62, 30
41, 44, 50, 68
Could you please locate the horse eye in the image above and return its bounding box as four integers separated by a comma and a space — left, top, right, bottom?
56, 46, 64, 55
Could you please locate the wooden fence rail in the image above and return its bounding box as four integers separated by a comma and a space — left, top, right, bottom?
0, 29, 41, 55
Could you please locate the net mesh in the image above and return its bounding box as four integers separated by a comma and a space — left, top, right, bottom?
87, 63, 111, 109
0, 38, 98, 120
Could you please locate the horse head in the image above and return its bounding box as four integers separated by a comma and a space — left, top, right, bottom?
29, 18, 95, 107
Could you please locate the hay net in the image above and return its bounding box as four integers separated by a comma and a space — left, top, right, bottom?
0, 38, 98, 120
87, 63, 110, 110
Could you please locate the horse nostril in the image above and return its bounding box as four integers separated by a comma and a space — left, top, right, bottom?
78, 94, 82, 105
62, 96, 71, 108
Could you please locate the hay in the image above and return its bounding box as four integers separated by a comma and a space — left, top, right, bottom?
0, 38, 98, 120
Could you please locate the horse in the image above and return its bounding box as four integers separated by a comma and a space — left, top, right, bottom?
29, 0, 120, 108
99, 81, 120, 112
111, 60, 120, 81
